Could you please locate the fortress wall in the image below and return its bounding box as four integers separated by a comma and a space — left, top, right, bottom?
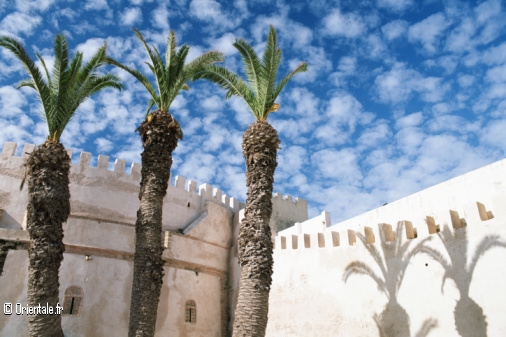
0, 142, 243, 232
268, 158, 506, 337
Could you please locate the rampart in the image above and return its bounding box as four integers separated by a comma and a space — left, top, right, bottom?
267, 158, 506, 336
0, 142, 309, 337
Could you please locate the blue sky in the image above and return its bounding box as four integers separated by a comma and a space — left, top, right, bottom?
0, 0, 505, 223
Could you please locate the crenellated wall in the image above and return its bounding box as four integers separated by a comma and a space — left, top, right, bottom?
267, 157, 506, 337
7, 141, 506, 336
0, 142, 308, 337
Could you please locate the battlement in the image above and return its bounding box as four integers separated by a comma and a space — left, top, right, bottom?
275, 201, 499, 250
0, 142, 244, 214
275, 156, 506, 252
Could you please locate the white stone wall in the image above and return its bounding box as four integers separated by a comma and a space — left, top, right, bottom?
0, 142, 310, 337
268, 158, 506, 337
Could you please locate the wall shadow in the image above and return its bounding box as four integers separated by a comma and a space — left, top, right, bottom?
343, 223, 436, 337
415, 225, 506, 337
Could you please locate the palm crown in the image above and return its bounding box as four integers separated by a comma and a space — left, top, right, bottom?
107, 28, 223, 116
194, 25, 308, 121
0, 34, 123, 142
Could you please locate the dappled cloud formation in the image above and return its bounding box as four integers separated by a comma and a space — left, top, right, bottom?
0, 0, 505, 222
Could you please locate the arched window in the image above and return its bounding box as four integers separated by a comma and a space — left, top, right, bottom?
62, 286, 83, 316
185, 300, 196, 323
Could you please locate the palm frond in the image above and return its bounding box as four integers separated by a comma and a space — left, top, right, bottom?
16, 79, 36, 90
272, 61, 308, 105
133, 28, 167, 111
0, 36, 51, 122
106, 56, 158, 106
2, 34, 122, 141
193, 64, 255, 110
36, 52, 51, 89
184, 51, 224, 79
49, 35, 69, 117
172, 44, 189, 79
259, 25, 282, 118
234, 38, 262, 97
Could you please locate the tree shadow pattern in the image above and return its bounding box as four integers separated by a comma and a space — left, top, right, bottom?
415, 225, 506, 337
343, 223, 437, 337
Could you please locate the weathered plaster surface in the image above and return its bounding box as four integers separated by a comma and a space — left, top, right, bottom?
268, 158, 506, 336
0, 142, 306, 337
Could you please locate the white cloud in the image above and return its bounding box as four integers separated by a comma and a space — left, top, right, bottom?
445, 17, 476, 53
120, 7, 143, 26
375, 63, 447, 104
84, 0, 108, 11
358, 122, 392, 148
382, 20, 408, 41
0, 86, 27, 117
311, 148, 363, 183
314, 93, 374, 145
408, 12, 448, 53
377, 0, 414, 12
480, 118, 506, 152
395, 111, 423, 129
206, 33, 237, 55
95, 137, 114, 152
75, 38, 106, 62
189, 0, 236, 31
152, 4, 170, 30
15, 0, 55, 12
458, 75, 475, 88
201, 95, 224, 111
0, 12, 42, 36
474, 0, 502, 25
321, 9, 366, 38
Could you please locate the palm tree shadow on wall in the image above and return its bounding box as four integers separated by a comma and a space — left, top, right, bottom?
415, 224, 506, 337
343, 223, 438, 337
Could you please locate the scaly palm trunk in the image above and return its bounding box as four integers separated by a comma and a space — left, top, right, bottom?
129, 111, 181, 337
233, 120, 279, 337
26, 142, 70, 337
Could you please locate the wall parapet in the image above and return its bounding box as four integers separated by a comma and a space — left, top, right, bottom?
275, 200, 502, 251
0, 142, 243, 214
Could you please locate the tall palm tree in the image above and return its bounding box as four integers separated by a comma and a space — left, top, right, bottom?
106, 28, 223, 337
0, 34, 122, 337
194, 25, 307, 337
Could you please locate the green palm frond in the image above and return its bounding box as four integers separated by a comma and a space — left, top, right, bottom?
259, 26, 281, 116
184, 51, 224, 77
195, 24, 307, 121
0, 33, 123, 142
108, 28, 223, 116
271, 62, 307, 106
105, 56, 158, 102
193, 64, 254, 107
0, 35, 51, 122
234, 39, 262, 97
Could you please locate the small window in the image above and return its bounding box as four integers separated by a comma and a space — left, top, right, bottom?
62, 286, 83, 316
185, 300, 196, 324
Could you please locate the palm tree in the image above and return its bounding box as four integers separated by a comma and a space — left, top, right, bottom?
194, 25, 307, 337
0, 34, 122, 337
106, 28, 223, 337
416, 225, 506, 337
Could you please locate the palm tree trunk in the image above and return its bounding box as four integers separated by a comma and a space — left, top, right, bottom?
233, 120, 279, 337
128, 111, 181, 337
26, 142, 70, 337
